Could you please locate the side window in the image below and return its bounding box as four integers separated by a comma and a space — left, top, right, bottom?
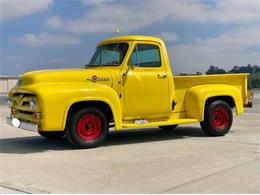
129, 44, 161, 67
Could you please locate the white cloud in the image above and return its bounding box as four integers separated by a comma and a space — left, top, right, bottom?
168, 0, 260, 24
81, 0, 116, 6
45, 16, 63, 29
208, 0, 260, 24
159, 32, 179, 43
46, 0, 260, 33
169, 26, 260, 74
11, 33, 80, 47
0, 0, 53, 20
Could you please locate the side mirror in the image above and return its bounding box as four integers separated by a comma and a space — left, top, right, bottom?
129, 64, 136, 70
128, 59, 137, 69
124, 61, 136, 76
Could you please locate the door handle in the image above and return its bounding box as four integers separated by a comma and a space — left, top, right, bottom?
157, 74, 167, 79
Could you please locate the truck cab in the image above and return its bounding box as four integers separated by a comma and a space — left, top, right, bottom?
7, 36, 252, 148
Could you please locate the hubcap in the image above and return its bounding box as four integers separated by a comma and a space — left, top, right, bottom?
211, 107, 228, 131
76, 114, 102, 140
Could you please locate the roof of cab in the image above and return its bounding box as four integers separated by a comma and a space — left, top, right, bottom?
98, 35, 164, 46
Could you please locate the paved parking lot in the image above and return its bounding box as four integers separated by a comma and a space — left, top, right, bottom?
0, 92, 259, 193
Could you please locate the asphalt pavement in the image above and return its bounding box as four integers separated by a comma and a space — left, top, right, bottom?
0, 92, 259, 193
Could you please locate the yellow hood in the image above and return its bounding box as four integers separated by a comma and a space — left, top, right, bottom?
19, 68, 114, 86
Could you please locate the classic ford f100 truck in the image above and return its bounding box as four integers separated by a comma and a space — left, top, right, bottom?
7, 36, 252, 148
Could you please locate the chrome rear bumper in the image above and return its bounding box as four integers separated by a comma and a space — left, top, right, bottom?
6, 117, 38, 132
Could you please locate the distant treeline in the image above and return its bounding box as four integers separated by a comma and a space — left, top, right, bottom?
178, 64, 260, 89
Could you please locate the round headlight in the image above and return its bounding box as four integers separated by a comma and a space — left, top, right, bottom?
8, 97, 13, 108
29, 98, 37, 111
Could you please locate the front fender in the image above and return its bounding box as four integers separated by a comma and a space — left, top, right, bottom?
185, 84, 243, 121
33, 83, 122, 131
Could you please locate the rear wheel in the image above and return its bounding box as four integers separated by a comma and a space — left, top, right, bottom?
200, 100, 233, 136
159, 125, 178, 130
66, 107, 108, 148
38, 131, 65, 139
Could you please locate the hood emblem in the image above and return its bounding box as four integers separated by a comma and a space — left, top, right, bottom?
87, 75, 110, 83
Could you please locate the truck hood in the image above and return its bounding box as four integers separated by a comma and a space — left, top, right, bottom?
18, 68, 113, 86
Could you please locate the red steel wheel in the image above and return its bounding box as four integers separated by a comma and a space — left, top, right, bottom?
211, 107, 228, 131
66, 107, 108, 148
76, 114, 102, 140
200, 100, 233, 136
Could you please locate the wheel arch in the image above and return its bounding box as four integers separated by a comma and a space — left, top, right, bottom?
67, 100, 113, 121
64, 98, 122, 130
204, 96, 235, 110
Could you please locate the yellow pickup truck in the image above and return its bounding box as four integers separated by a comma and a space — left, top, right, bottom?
7, 35, 252, 148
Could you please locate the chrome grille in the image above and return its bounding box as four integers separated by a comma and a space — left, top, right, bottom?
11, 93, 41, 122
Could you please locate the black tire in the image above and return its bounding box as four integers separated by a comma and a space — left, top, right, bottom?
159, 125, 178, 130
200, 100, 233, 136
38, 131, 65, 139
65, 107, 108, 149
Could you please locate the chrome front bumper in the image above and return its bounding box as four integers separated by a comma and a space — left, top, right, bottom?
6, 117, 38, 132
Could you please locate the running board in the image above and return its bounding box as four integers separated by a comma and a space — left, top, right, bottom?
122, 118, 199, 128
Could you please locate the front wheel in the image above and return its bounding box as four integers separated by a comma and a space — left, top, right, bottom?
200, 100, 233, 136
66, 107, 108, 149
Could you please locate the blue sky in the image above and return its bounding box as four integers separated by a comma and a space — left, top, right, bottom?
1, 0, 259, 76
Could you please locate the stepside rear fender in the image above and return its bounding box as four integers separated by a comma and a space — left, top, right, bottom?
185, 84, 243, 121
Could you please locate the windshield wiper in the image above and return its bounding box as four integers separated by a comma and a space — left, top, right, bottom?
85, 64, 102, 68
85, 64, 120, 68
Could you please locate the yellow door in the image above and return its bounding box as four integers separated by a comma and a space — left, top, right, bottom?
122, 43, 171, 120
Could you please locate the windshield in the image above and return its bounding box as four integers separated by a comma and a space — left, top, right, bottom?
88, 43, 129, 67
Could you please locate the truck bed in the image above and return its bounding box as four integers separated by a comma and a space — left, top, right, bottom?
172, 73, 249, 113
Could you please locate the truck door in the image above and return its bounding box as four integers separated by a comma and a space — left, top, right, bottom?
123, 43, 171, 119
